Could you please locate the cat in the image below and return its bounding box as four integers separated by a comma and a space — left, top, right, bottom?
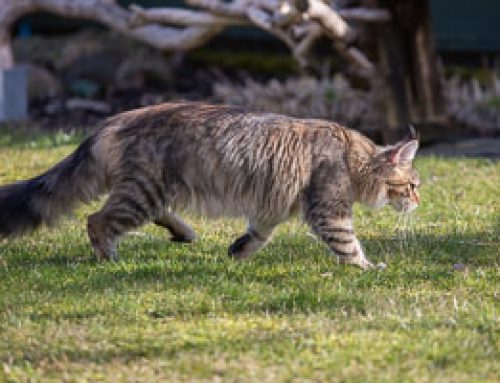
0, 102, 420, 269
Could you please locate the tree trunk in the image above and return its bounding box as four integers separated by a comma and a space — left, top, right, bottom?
0, 0, 447, 139
364, 0, 447, 142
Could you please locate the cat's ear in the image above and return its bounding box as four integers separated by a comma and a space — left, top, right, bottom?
385, 125, 419, 164
386, 140, 419, 165
402, 125, 418, 142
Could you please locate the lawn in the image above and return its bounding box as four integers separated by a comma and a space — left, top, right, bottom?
0, 128, 498, 382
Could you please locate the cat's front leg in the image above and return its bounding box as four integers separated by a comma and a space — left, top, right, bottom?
306, 212, 374, 270
337, 234, 375, 270
305, 162, 374, 270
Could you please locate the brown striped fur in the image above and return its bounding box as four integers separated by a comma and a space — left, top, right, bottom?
0, 102, 420, 269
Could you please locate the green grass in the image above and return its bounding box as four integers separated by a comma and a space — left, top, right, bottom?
0, 129, 498, 382
188, 49, 299, 77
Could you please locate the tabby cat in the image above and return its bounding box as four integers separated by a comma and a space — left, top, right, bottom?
0, 102, 420, 269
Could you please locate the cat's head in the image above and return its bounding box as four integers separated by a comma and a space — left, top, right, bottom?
363, 127, 420, 213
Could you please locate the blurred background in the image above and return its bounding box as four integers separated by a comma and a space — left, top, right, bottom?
1, 0, 499, 155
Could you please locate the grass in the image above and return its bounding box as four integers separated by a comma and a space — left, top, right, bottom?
187, 49, 299, 78
0, 128, 498, 382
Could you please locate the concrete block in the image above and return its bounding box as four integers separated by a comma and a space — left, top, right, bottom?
0, 67, 28, 122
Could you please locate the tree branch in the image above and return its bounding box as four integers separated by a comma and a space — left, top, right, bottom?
293, 0, 376, 77
185, 0, 248, 18
0, 0, 378, 77
129, 4, 247, 27
339, 7, 391, 23
0, 0, 228, 69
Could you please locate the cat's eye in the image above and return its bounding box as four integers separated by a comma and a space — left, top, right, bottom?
387, 180, 419, 189
386, 181, 410, 189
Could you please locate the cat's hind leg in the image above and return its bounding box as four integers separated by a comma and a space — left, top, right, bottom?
154, 212, 196, 243
87, 199, 149, 261
87, 177, 166, 260
228, 221, 275, 260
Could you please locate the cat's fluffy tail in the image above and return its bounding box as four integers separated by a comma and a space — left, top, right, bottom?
0, 136, 105, 237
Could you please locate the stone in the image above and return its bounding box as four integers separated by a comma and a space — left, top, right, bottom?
0, 67, 28, 122
377, 262, 387, 270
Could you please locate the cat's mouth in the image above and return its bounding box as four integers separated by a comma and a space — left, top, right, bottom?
402, 203, 419, 213
390, 200, 419, 213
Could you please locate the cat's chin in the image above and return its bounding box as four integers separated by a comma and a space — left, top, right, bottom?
402, 204, 419, 213
391, 203, 419, 214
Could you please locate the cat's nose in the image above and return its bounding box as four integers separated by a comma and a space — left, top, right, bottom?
404, 201, 418, 213
413, 191, 420, 204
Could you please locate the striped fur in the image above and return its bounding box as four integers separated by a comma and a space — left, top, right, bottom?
0, 102, 420, 268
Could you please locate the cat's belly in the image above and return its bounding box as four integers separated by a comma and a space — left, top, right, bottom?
175, 192, 298, 223
167, 171, 302, 222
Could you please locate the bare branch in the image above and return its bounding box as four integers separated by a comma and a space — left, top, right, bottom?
291, 0, 376, 77
130, 24, 224, 51
185, 0, 248, 18
129, 4, 247, 27
343, 45, 375, 73
247, 6, 295, 49
293, 23, 322, 68
0, 0, 227, 69
338, 7, 391, 23
304, 0, 356, 42
0, 0, 377, 77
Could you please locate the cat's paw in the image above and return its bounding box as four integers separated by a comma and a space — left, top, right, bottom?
228, 234, 254, 260
340, 256, 375, 270
358, 258, 375, 270
170, 233, 196, 243
377, 262, 387, 270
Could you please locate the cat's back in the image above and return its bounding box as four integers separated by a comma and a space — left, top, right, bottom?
105, 102, 251, 137
105, 101, 339, 139
100, 101, 350, 176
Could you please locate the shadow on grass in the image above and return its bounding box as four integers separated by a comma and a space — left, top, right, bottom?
4, 221, 497, 269
1, 227, 498, 370
1, 227, 497, 316
7, 329, 298, 369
